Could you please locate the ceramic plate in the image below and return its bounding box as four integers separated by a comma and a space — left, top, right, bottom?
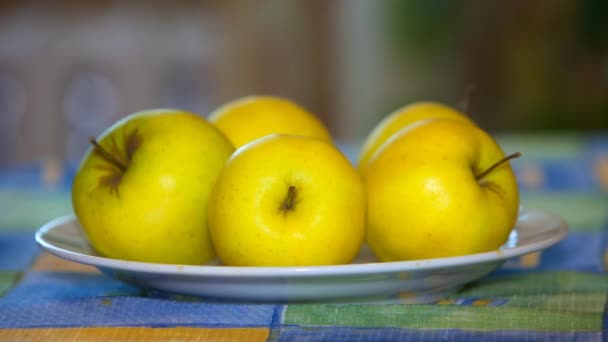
35, 207, 567, 303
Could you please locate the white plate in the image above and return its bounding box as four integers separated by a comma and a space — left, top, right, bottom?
35, 207, 567, 303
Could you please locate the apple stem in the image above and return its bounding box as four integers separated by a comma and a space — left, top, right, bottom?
89, 137, 127, 173
475, 152, 522, 181
280, 185, 298, 212
459, 84, 476, 114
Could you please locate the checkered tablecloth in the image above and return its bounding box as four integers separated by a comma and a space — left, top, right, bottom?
0, 134, 607, 341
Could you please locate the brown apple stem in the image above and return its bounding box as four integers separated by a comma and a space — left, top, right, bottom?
88, 137, 127, 172
459, 84, 476, 114
280, 185, 298, 212
475, 152, 521, 181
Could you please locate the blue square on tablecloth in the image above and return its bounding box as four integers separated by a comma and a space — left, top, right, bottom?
273, 327, 602, 341
538, 231, 608, 272
0, 271, 280, 328
0, 165, 44, 189
0, 163, 76, 191
495, 229, 607, 275
0, 272, 140, 303
273, 327, 601, 342
585, 135, 608, 156
539, 160, 598, 191
0, 231, 40, 271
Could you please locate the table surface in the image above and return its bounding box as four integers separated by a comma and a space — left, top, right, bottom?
0, 134, 607, 341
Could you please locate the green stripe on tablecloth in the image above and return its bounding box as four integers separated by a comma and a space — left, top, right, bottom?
496, 133, 585, 160
284, 272, 607, 331
452, 273, 608, 313
0, 190, 71, 231
0, 272, 19, 297
457, 272, 608, 296
283, 303, 601, 332
521, 193, 608, 231
504, 293, 607, 313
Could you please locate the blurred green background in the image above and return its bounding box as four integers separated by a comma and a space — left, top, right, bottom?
383, 0, 608, 131
0, 0, 606, 166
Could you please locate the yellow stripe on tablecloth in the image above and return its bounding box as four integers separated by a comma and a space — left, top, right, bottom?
31, 252, 99, 273
0, 327, 270, 342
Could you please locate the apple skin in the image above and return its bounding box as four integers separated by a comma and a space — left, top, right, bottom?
208, 95, 332, 149
207, 134, 366, 266
358, 102, 474, 173
364, 118, 519, 261
71, 109, 234, 265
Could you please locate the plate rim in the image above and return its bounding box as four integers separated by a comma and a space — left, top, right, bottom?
35, 207, 568, 278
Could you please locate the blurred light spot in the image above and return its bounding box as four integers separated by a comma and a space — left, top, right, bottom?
42, 157, 63, 188
424, 177, 449, 208
519, 252, 540, 267
161, 67, 209, 115
520, 163, 544, 190
0, 72, 27, 126
593, 154, 608, 191
398, 291, 417, 301
32, 253, 98, 273
439, 297, 509, 306
0, 72, 26, 164
63, 71, 118, 130
472, 298, 492, 306
159, 175, 176, 191
67, 129, 96, 162
64, 71, 119, 162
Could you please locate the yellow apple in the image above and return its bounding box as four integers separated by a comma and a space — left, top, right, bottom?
208, 134, 365, 266
358, 102, 474, 173
208, 95, 332, 149
71, 109, 234, 265
364, 118, 520, 261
